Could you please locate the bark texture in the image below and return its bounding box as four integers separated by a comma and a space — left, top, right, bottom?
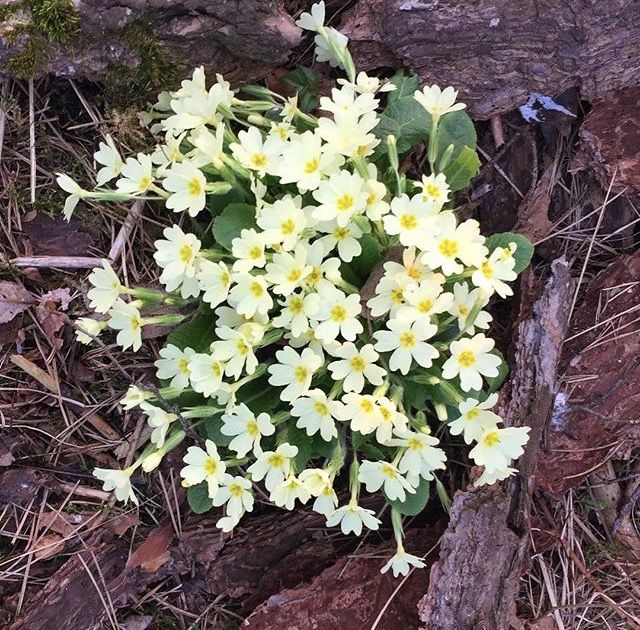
0, 0, 301, 82
418, 259, 573, 629
342, 0, 640, 118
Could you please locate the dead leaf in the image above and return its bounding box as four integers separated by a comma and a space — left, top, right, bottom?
10, 354, 59, 393
0, 281, 34, 324
23, 214, 95, 257
106, 512, 140, 537
39, 511, 92, 537
33, 534, 66, 560
127, 522, 173, 573
40, 288, 74, 310
35, 304, 65, 349
516, 164, 555, 242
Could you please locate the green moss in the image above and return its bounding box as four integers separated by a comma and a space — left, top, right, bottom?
0, 3, 21, 21
103, 24, 181, 109
4, 0, 80, 78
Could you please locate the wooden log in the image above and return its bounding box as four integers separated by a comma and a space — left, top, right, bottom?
342, 0, 640, 119
417, 259, 573, 629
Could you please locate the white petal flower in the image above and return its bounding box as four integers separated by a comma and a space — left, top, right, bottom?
313, 485, 339, 516
469, 427, 530, 473
140, 402, 178, 448
312, 170, 368, 227
270, 474, 311, 510
87, 259, 124, 314
227, 272, 273, 318
295, 1, 325, 31
416, 173, 450, 209
94, 136, 123, 186
397, 283, 454, 323
272, 291, 320, 337
317, 110, 380, 158
188, 123, 225, 168
373, 318, 439, 375
447, 282, 491, 333
75, 317, 107, 344
153, 225, 202, 297
231, 228, 268, 272
374, 396, 409, 445
212, 474, 254, 525
315, 287, 363, 342
220, 404, 275, 457
298, 468, 333, 496
414, 85, 466, 121
151, 131, 187, 174
317, 219, 363, 262
108, 299, 143, 351
116, 153, 154, 194
337, 393, 384, 435
188, 353, 225, 397
265, 247, 311, 295
448, 394, 502, 444
162, 162, 207, 217
229, 126, 282, 177
363, 164, 390, 220
93, 466, 138, 505
326, 500, 381, 535
180, 439, 227, 498
248, 442, 298, 492
471, 245, 518, 298
441, 333, 502, 392
210, 325, 259, 380
382, 194, 439, 247
358, 460, 415, 502
366, 267, 413, 318
387, 429, 447, 482
381, 545, 426, 577
473, 466, 518, 487
257, 195, 308, 250
291, 388, 343, 441
267, 346, 323, 402
303, 241, 342, 292
328, 342, 386, 393
197, 260, 232, 307
120, 385, 152, 410
155, 344, 195, 390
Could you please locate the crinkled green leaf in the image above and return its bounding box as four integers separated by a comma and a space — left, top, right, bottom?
387, 477, 430, 516
349, 233, 383, 281
187, 482, 213, 514
485, 232, 534, 274
386, 71, 420, 103
211, 203, 256, 251
375, 96, 430, 154
283, 67, 321, 113
443, 145, 481, 192
166, 309, 217, 352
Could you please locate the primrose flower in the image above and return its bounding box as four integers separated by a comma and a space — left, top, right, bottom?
56, 173, 91, 220
120, 385, 153, 410
441, 333, 502, 392
116, 153, 154, 194
212, 474, 254, 527
270, 474, 311, 510
317, 219, 363, 262
162, 162, 207, 217
314, 27, 349, 69
448, 394, 502, 444
338, 72, 397, 95
248, 442, 298, 492
272, 291, 320, 337
265, 247, 311, 295
358, 460, 415, 502
94, 136, 123, 186
381, 544, 426, 577
210, 325, 259, 379
257, 195, 308, 250
374, 396, 409, 444
416, 173, 450, 208
227, 272, 273, 318
373, 318, 439, 375
197, 260, 232, 307
304, 241, 343, 291
188, 353, 225, 397
93, 466, 138, 505
363, 165, 390, 220
387, 429, 447, 483
87, 259, 125, 314
338, 393, 384, 435
220, 403, 275, 457
383, 194, 438, 248
447, 282, 491, 332
180, 440, 227, 498
317, 110, 380, 158
397, 282, 454, 323
108, 299, 144, 351
188, 123, 225, 168
326, 499, 381, 535
231, 228, 268, 272
299, 467, 333, 496
155, 344, 195, 390
75, 317, 107, 344
291, 389, 342, 441
367, 268, 411, 318
474, 466, 518, 487
315, 287, 363, 342
312, 170, 368, 227
140, 402, 178, 448
313, 484, 339, 516
153, 225, 202, 298
414, 85, 466, 121
230, 126, 281, 177
328, 343, 386, 393
471, 245, 518, 298
469, 427, 530, 473
295, 1, 325, 31
268, 346, 323, 402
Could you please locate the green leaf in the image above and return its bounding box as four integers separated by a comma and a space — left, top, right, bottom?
375, 96, 430, 154
485, 232, 534, 274
443, 145, 481, 192
187, 483, 213, 514
199, 416, 233, 447
166, 309, 217, 352
235, 375, 283, 415
387, 477, 430, 516
284, 424, 315, 471
386, 71, 420, 104
434, 110, 477, 163
283, 67, 321, 113
349, 233, 382, 281
211, 203, 256, 251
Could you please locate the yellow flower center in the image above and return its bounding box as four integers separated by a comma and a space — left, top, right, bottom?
188, 177, 202, 196
267, 453, 285, 467
210, 361, 222, 378
356, 145, 368, 156
203, 457, 218, 475
379, 406, 391, 422
138, 176, 151, 191
330, 305, 347, 322
229, 482, 244, 497
399, 331, 416, 348
289, 297, 304, 314
130, 315, 141, 331
336, 194, 354, 212
314, 401, 329, 416
366, 192, 376, 206
304, 157, 320, 174
407, 437, 423, 451
249, 281, 264, 297
399, 214, 418, 230
249, 246, 262, 260
382, 464, 397, 478
246, 418, 259, 437
178, 358, 190, 375
418, 299, 433, 313
465, 408, 479, 420
179, 244, 194, 263
333, 226, 350, 241
407, 266, 421, 281
276, 126, 288, 140
425, 183, 441, 198
439, 238, 458, 258
458, 350, 476, 367
250, 153, 268, 168
221, 272, 231, 287
481, 261, 493, 278
350, 356, 366, 372
294, 365, 309, 383
391, 288, 404, 304
308, 267, 321, 284
236, 339, 249, 356
482, 431, 501, 447
359, 399, 374, 413
458, 305, 469, 316
281, 219, 296, 235
287, 269, 302, 282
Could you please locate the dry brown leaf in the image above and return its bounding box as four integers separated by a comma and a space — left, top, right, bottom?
0, 281, 34, 324
515, 164, 555, 242
127, 522, 173, 573
10, 354, 59, 393
33, 534, 66, 560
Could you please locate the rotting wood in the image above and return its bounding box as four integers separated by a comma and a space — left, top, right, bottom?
418, 258, 573, 630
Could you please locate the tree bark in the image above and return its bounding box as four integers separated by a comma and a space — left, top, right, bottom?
342, 0, 640, 118
418, 259, 573, 629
